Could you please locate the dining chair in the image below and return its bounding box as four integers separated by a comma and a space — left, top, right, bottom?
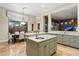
19, 31, 25, 42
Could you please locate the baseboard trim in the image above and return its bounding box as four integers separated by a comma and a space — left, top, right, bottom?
51, 51, 56, 56
0, 40, 8, 44
58, 43, 79, 49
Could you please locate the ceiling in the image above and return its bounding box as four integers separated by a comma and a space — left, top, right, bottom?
0, 3, 75, 16
51, 5, 77, 20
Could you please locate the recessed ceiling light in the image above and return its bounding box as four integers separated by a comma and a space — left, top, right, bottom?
41, 4, 45, 8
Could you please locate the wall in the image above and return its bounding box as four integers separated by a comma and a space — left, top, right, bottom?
36, 16, 44, 32
28, 16, 36, 32
36, 14, 52, 32
0, 7, 8, 42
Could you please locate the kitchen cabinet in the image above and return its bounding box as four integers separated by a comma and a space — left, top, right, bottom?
56, 34, 63, 44
72, 36, 79, 48
62, 35, 79, 48
26, 35, 57, 56
49, 34, 63, 44
69, 36, 76, 47
48, 32, 79, 48
63, 35, 71, 45
39, 44, 49, 56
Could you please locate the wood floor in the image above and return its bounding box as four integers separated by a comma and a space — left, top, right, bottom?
55, 44, 79, 56
0, 42, 79, 56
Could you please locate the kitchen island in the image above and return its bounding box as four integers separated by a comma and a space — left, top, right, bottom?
26, 34, 57, 56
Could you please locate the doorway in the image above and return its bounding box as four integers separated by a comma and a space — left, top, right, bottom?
8, 20, 27, 55
44, 16, 48, 32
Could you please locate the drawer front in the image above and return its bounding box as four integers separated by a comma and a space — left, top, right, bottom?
27, 39, 38, 47
75, 36, 79, 43
49, 37, 57, 43
39, 40, 49, 47
49, 39, 55, 43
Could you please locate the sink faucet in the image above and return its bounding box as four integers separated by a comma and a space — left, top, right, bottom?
35, 30, 39, 38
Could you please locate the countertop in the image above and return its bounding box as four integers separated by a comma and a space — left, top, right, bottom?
48, 31, 64, 35
64, 33, 79, 36
48, 31, 79, 36
27, 34, 56, 43
25, 32, 46, 36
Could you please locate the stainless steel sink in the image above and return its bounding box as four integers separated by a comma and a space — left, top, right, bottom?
36, 37, 44, 39
35, 30, 44, 39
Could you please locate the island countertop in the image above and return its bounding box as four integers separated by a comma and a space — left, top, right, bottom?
25, 32, 46, 36
27, 34, 56, 43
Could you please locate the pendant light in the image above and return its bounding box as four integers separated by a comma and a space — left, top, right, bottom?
21, 7, 27, 25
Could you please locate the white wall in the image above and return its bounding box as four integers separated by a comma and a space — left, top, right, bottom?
0, 7, 8, 42
28, 16, 36, 32
48, 13, 52, 32
36, 16, 44, 32
36, 14, 52, 32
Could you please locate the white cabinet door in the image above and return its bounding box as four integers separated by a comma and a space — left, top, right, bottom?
27, 45, 33, 56
44, 45, 50, 56
75, 42, 79, 48
74, 36, 79, 48
39, 46, 45, 56
57, 35, 63, 44
62, 35, 70, 45
39, 44, 49, 56
31, 48, 38, 56
49, 42, 55, 49
69, 36, 75, 47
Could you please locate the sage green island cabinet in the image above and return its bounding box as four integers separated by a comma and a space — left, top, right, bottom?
26, 35, 57, 56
